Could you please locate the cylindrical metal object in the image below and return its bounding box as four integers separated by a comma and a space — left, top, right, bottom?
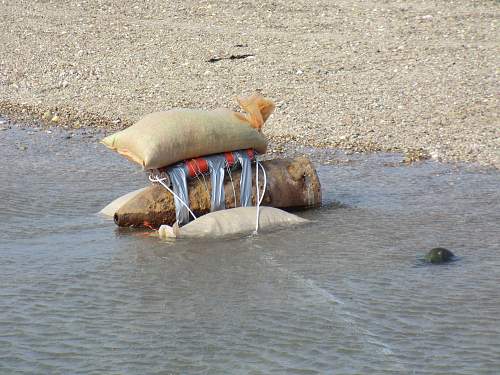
114, 157, 321, 228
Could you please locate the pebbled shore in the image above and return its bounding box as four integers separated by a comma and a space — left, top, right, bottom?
1, 0, 498, 167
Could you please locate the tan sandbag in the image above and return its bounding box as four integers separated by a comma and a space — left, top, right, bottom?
99, 187, 148, 217
158, 207, 308, 239
101, 95, 273, 169
114, 157, 321, 228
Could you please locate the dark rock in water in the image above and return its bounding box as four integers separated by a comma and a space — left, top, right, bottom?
425, 247, 455, 264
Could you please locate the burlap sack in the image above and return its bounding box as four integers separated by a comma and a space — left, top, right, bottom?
101, 95, 273, 169
99, 187, 148, 217
158, 207, 308, 239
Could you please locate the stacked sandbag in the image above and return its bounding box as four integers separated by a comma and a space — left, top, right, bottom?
158, 207, 309, 239
100, 94, 322, 231
99, 187, 148, 217
101, 94, 274, 169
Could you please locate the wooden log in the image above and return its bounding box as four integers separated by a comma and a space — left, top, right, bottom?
114, 156, 321, 228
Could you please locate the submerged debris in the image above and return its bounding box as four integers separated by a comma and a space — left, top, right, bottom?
425, 247, 455, 264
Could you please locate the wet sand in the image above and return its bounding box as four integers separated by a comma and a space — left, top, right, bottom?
0, 0, 498, 167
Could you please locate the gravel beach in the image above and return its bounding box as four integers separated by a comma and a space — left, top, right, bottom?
1, 0, 498, 167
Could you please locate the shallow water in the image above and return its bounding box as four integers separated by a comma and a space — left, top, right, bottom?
1, 124, 499, 374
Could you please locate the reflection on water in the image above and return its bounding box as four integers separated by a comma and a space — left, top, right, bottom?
1, 124, 499, 374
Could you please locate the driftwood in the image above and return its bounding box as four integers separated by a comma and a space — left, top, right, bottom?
114, 157, 321, 228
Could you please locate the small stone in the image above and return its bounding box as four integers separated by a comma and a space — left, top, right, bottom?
296, 69, 304, 75
429, 149, 440, 160
51, 115, 60, 123
42, 110, 52, 120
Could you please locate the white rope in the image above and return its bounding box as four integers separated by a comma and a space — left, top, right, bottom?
258, 161, 267, 206
253, 158, 267, 234
254, 159, 260, 233
148, 174, 197, 220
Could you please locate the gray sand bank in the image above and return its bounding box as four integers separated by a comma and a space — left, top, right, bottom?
0, 0, 498, 166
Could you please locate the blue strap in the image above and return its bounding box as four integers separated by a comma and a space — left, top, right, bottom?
206, 155, 226, 212
235, 151, 253, 207
167, 164, 190, 225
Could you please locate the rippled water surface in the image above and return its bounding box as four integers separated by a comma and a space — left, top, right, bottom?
1, 124, 499, 374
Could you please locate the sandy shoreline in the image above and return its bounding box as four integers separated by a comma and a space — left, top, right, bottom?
1, 0, 498, 167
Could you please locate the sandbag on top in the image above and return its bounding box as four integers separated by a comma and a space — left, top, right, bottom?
101, 95, 274, 170
158, 207, 308, 239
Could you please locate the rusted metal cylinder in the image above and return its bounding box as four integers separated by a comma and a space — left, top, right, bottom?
114, 156, 321, 228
